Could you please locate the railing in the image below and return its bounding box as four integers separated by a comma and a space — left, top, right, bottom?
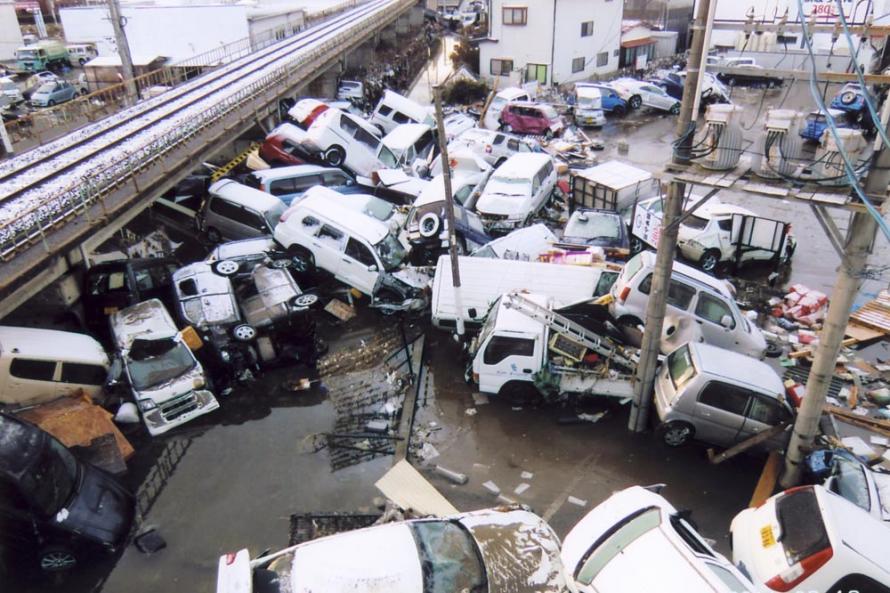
0, 0, 414, 260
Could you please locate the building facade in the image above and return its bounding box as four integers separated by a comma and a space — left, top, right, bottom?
478, 0, 622, 87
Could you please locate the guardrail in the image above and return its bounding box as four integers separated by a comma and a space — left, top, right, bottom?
4, 0, 363, 149
0, 0, 414, 260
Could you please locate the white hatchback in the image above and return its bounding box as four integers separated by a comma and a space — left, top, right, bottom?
474, 152, 557, 232
611, 78, 681, 113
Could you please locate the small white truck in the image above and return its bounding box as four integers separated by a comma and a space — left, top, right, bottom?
468, 292, 639, 403
431, 255, 620, 330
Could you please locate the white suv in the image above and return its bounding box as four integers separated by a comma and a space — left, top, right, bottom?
610, 78, 681, 113
474, 153, 557, 233
445, 128, 541, 168
562, 485, 757, 593
273, 193, 429, 311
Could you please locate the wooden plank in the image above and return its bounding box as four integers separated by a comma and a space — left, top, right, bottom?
749, 452, 782, 508
707, 423, 789, 464
375, 459, 459, 517
850, 291, 890, 334
845, 322, 885, 343
825, 405, 890, 436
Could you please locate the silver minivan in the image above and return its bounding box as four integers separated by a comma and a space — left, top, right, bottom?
654, 341, 793, 448
199, 179, 287, 244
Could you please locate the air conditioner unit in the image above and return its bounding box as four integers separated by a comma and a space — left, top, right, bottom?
814, 127, 867, 185
756, 109, 803, 179
698, 104, 744, 171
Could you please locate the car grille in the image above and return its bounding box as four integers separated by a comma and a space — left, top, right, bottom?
160, 392, 199, 421
480, 213, 509, 222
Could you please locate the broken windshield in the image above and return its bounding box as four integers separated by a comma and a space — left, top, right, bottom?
127, 338, 196, 391
410, 520, 486, 593
374, 233, 407, 271
20, 438, 78, 516
565, 212, 621, 240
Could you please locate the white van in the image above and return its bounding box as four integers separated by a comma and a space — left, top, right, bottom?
66, 43, 98, 66
380, 123, 437, 172
471, 223, 556, 260
0, 326, 109, 406
369, 90, 434, 134
573, 84, 606, 127
609, 251, 768, 357
483, 87, 531, 130
475, 153, 557, 232
302, 108, 387, 176
199, 179, 287, 244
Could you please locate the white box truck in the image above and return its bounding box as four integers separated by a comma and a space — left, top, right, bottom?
430, 255, 620, 330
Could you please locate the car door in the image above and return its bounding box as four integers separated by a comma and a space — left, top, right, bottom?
341, 237, 380, 295
478, 334, 539, 394
348, 126, 383, 175
738, 393, 792, 447
235, 206, 271, 239
310, 222, 347, 277
692, 381, 750, 446
85, 265, 133, 321
132, 260, 177, 304
692, 291, 739, 351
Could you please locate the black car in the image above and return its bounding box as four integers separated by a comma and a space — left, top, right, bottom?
0, 414, 135, 572
82, 257, 179, 332
716, 66, 783, 88
559, 208, 630, 260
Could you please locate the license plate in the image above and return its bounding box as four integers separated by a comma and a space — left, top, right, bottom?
760, 525, 776, 548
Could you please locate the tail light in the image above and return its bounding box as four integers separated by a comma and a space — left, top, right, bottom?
259, 183, 266, 192
765, 547, 833, 592
619, 286, 631, 303
224, 552, 238, 566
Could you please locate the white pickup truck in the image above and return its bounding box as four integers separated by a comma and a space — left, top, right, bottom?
468, 292, 639, 403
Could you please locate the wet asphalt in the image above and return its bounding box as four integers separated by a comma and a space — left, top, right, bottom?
6, 79, 890, 593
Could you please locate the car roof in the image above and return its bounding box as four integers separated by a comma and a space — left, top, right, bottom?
379, 90, 431, 120
293, 193, 390, 244
0, 325, 107, 362
209, 179, 282, 210
689, 197, 755, 219
0, 414, 45, 477
814, 485, 890, 560
382, 123, 433, 150
493, 153, 552, 177
688, 341, 783, 394
575, 160, 652, 190
493, 293, 551, 334
496, 87, 529, 100
507, 100, 551, 109
635, 250, 734, 297
110, 299, 179, 351
248, 164, 337, 181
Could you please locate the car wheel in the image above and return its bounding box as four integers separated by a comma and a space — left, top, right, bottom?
500, 381, 543, 406
291, 293, 319, 309
418, 212, 441, 238
79, 88, 89, 96
630, 236, 644, 255
659, 421, 694, 447
206, 227, 222, 244
47, 99, 56, 107
840, 91, 857, 105
39, 546, 77, 572
765, 340, 784, 358
699, 249, 721, 273
324, 145, 345, 167
629, 95, 642, 109
287, 245, 315, 273
211, 259, 240, 276
670, 102, 681, 115
269, 257, 292, 269
231, 324, 257, 342
614, 105, 627, 116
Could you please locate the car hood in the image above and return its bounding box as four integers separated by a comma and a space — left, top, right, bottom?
56, 464, 135, 547
135, 363, 204, 404
476, 188, 528, 217
391, 266, 432, 289
290, 523, 422, 593
459, 509, 574, 593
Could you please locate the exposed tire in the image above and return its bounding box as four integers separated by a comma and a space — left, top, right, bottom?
291, 293, 319, 309
659, 421, 694, 447
499, 381, 543, 406
47, 99, 56, 107
670, 102, 681, 115
211, 259, 240, 276
629, 95, 642, 109
699, 249, 721, 273
39, 546, 77, 572
613, 105, 627, 116
418, 212, 441, 238
269, 257, 292, 269
206, 227, 222, 244
324, 145, 345, 167
840, 91, 857, 105
286, 245, 315, 273
630, 236, 644, 255
231, 324, 257, 342
765, 340, 783, 358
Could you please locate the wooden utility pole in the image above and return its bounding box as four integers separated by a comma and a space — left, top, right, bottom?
108, 0, 138, 104
628, 0, 714, 432
433, 86, 466, 336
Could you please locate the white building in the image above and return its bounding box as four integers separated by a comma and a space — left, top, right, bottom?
0, 1, 23, 62
478, 0, 622, 87
60, 1, 305, 63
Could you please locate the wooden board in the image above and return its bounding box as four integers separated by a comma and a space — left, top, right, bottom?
375, 459, 459, 517
849, 291, 890, 335
825, 404, 890, 436
845, 322, 885, 343
749, 451, 782, 508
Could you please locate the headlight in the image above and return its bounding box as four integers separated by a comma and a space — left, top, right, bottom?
193, 377, 205, 389
138, 399, 158, 412
687, 239, 703, 249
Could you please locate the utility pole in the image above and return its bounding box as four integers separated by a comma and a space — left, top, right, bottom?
780, 109, 886, 487
107, 0, 138, 104
628, 0, 713, 432
433, 86, 466, 336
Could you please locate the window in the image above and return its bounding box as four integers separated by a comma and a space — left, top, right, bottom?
526, 63, 548, 84
483, 336, 535, 364
316, 224, 346, 250
717, 218, 733, 231
345, 238, 376, 267
268, 178, 297, 196
60, 362, 107, 386
301, 215, 320, 229
670, 514, 714, 556
321, 171, 352, 186
581, 21, 594, 37
209, 197, 243, 221
88, 270, 129, 295
490, 58, 513, 76
695, 293, 734, 328
705, 563, 752, 593
777, 34, 798, 45
572, 57, 585, 74
747, 396, 790, 425
613, 49, 620, 57
453, 184, 473, 206
493, 133, 505, 145
667, 344, 697, 390
597, 51, 609, 67
340, 114, 359, 136
576, 508, 661, 585
502, 6, 527, 25
637, 275, 696, 310
10, 358, 56, 382
698, 382, 750, 416
377, 104, 393, 117
353, 127, 380, 151
393, 111, 411, 124
240, 208, 268, 232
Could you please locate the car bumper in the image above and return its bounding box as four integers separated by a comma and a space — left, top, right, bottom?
142, 389, 219, 436
677, 239, 707, 261
575, 110, 606, 126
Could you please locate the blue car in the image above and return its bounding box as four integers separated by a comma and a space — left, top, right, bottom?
799, 108, 854, 142
578, 83, 627, 115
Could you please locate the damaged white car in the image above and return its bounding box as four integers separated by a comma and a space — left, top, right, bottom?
109, 299, 218, 436
217, 507, 574, 593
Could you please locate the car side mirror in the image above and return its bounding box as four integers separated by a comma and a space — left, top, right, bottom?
368, 264, 378, 272
720, 315, 733, 329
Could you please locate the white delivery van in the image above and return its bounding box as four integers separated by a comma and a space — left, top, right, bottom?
570, 160, 660, 216
0, 326, 110, 406
573, 84, 606, 127
368, 90, 435, 134
431, 254, 619, 329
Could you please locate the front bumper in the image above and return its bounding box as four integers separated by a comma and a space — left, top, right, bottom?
575, 110, 606, 127
478, 214, 522, 233
141, 389, 219, 436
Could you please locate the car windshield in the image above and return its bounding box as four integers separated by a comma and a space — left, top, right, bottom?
409, 521, 486, 593
682, 215, 709, 230
832, 458, 871, 512
667, 344, 696, 390
266, 202, 287, 231
374, 232, 407, 271
36, 82, 55, 94
577, 507, 661, 585
359, 197, 394, 221
577, 95, 597, 108
565, 212, 621, 240
488, 175, 531, 196
127, 338, 196, 391
19, 438, 78, 516
378, 145, 398, 168
18, 49, 38, 59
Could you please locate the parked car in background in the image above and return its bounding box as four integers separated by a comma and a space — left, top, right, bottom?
649, 71, 730, 106
66, 43, 98, 65
0, 77, 24, 106
560, 208, 630, 260
109, 299, 219, 436
198, 179, 287, 244
242, 164, 355, 206
218, 507, 573, 593
731, 485, 890, 593
653, 342, 792, 448
83, 257, 179, 331
335, 80, 363, 102
0, 414, 135, 572
804, 448, 890, 524
22, 70, 58, 100
717, 64, 783, 88
799, 108, 854, 142
30, 80, 79, 107
483, 86, 532, 130
302, 108, 386, 175
445, 127, 542, 168
562, 485, 758, 593
258, 123, 311, 166
499, 101, 565, 137
475, 153, 557, 233
610, 79, 681, 114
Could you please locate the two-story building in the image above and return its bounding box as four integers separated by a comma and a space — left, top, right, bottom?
477, 0, 623, 87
